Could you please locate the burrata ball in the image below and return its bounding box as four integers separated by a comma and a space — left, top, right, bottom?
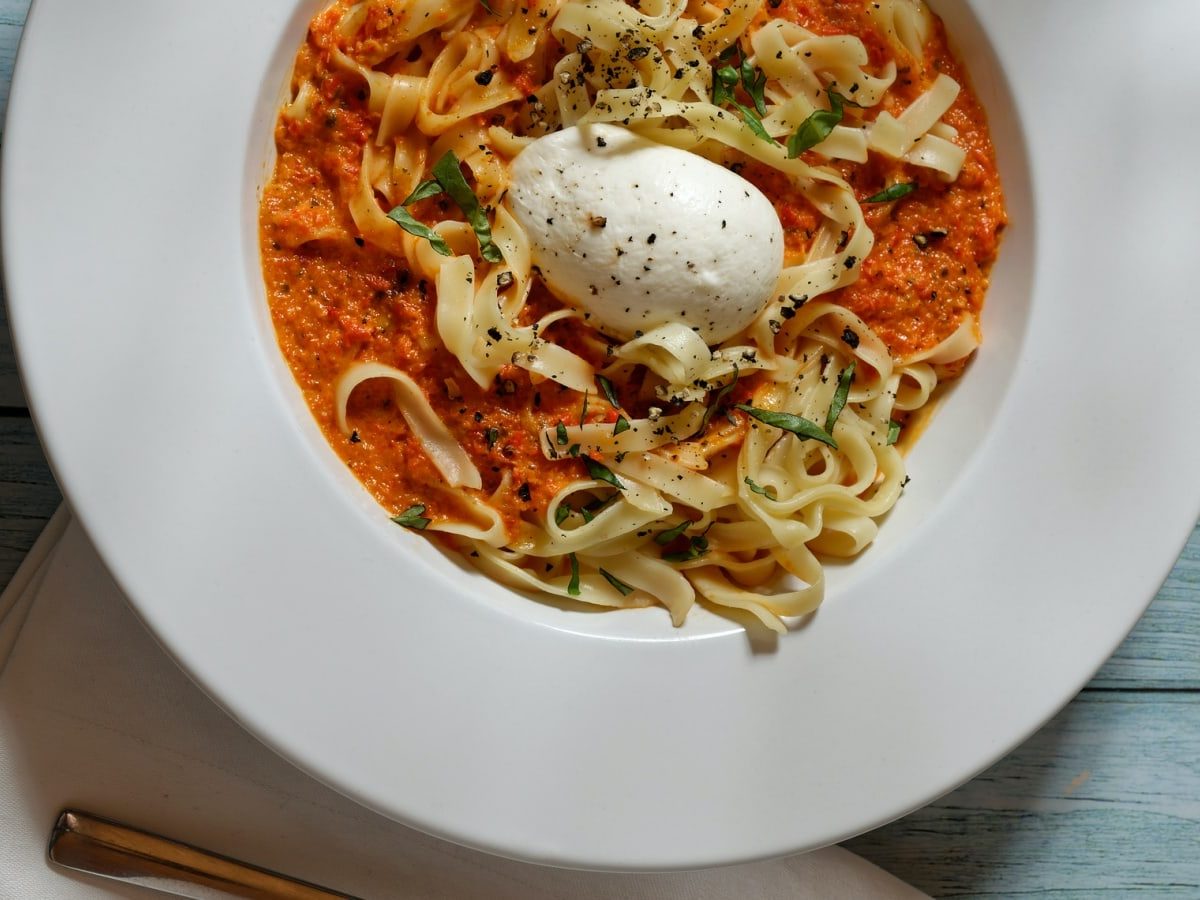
507, 123, 784, 345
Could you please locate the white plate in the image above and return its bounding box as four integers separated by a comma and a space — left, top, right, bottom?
5, 0, 1200, 871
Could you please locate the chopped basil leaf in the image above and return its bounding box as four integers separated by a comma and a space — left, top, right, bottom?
579, 391, 589, 427
713, 64, 739, 106
825, 361, 856, 434
887, 419, 902, 446
477, 0, 496, 13
582, 455, 625, 489
864, 183, 917, 204
568, 443, 581, 457
391, 504, 431, 530
732, 101, 773, 141
385, 206, 452, 256
787, 89, 845, 158
554, 505, 572, 526
740, 58, 768, 116
596, 374, 621, 408
664, 534, 710, 564
401, 179, 444, 205
484, 427, 501, 450
431, 151, 504, 263
698, 365, 739, 436
567, 553, 581, 596
654, 520, 691, 546
586, 494, 619, 515
600, 569, 635, 596
580, 494, 620, 524
829, 89, 853, 110
613, 415, 631, 436
556, 421, 569, 446
735, 404, 839, 449
744, 476, 778, 500
712, 50, 772, 144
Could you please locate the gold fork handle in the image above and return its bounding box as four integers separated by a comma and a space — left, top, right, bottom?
48, 810, 361, 899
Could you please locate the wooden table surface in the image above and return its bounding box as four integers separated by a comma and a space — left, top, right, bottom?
2, 3, 1198, 896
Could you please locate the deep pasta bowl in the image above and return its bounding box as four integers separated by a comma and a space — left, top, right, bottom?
4, 0, 1200, 870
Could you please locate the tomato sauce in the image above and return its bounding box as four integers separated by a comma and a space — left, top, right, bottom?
260, 2, 1006, 529
741, 7, 1006, 359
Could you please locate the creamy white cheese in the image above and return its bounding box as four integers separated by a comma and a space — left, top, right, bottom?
507, 124, 784, 345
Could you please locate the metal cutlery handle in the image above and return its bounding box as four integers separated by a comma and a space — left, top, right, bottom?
48, 810, 361, 899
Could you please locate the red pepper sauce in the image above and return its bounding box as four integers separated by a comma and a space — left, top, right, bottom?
260, 2, 1006, 530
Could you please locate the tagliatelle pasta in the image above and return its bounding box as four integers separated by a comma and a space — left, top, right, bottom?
260, 0, 1006, 631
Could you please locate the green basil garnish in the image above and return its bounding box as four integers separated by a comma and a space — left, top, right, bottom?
556, 421, 569, 446
432, 150, 504, 263
887, 420, 902, 446
825, 361, 856, 434
732, 102, 773, 141
697, 366, 739, 436
664, 534, 710, 564
613, 416, 631, 436
864, 183, 917, 204
654, 520, 691, 546
600, 569, 636, 596
580, 494, 619, 524
596, 374, 621, 408
744, 476, 778, 500
567, 553, 581, 597
391, 504, 431, 530
713, 65, 739, 106
712, 52, 772, 144
401, 179, 444, 205
582, 455, 625, 490
554, 505, 572, 526
735, 404, 839, 449
740, 58, 768, 115
787, 89, 847, 158
385, 206, 452, 256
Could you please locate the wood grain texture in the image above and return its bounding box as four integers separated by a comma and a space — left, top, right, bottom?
0, 418, 61, 578
1093, 523, 1200, 689
0, 305, 21, 409
0, 0, 31, 408
845, 693, 1200, 897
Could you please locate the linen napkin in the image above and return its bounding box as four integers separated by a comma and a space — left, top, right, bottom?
0, 508, 926, 899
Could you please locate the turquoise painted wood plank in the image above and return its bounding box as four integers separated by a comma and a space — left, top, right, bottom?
846, 692, 1200, 898
1093, 521, 1200, 689
0, 0, 29, 132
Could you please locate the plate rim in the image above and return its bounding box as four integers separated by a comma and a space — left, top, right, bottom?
5, 0, 1200, 871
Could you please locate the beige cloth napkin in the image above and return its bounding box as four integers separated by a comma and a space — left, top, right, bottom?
0, 508, 926, 899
